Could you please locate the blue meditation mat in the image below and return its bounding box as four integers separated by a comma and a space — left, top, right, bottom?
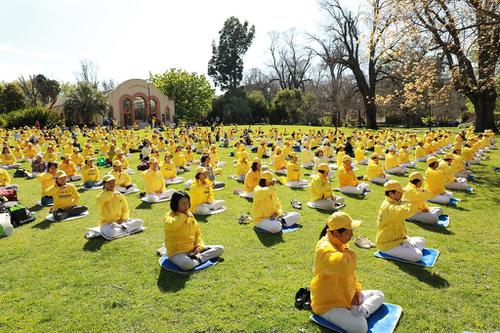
466, 186, 473, 193
310, 303, 402, 333
493, 167, 500, 172
448, 197, 461, 206
253, 224, 301, 234
374, 248, 440, 267
159, 255, 219, 274
437, 215, 450, 228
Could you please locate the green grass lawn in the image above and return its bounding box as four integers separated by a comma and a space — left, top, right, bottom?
0, 127, 499, 333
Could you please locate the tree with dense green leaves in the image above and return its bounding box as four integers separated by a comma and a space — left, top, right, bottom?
17, 74, 60, 110
270, 89, 304, 124
208, 17, 255, 92
0, 83, 26, 113
151, 69, 215, 123
63, 82, 108, 124
247, 90, 269, 123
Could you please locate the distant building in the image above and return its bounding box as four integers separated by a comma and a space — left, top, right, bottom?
52, 79, 175, 128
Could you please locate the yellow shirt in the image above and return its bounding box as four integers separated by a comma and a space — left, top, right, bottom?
111, 169, 132, 187
310, 174, 332, 201
384, 153, 399, 170
160, 161, 177, 179
189, 179, 214, 212
71, 153, 84, 166
60, 161, 77, 177
236, 160, 250, 176
142, 168, 166, 194
424, 167, 446, 195
37, 172, 55, 195
338, 166, 358, 187
301, 149, 313, 164
252, 185, 282, 223
0, 168, 11, 186
286, 161, 301, 182
47, 183, 80, 210
398, 149, 410, 164
402, 183, 432, 211
375, 197, 420, 251
82, 165, 100, 182
244, 169, 261, 193
311, 235, 362, 314
96, 190, 129, 225
437, 161, 455, 184
273, 153, 286, 170
164, 211, 204, 257
354, 147, 365, 162
1, 153, 16, 165
173, 152, 186, 168
366, 161, 384, 180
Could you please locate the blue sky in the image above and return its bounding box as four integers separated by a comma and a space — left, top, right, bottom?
0, 0, 362, 85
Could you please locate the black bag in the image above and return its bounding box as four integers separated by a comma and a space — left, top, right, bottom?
13, 169, 28, 178
8, 203, 35, 227
294, 287, 311, 310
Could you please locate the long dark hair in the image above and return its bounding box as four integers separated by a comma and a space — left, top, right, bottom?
319, 226, 346, 239
170, 191, 190, 212
251, 162, 260, 172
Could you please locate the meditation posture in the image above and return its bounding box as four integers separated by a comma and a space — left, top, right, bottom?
384, 146, 407, 176
110, 160, 138, 194
142, 158, 175, 203
311, 212, 385, 333
241, 158, 261, 199
0, 168, 18, 190
375, 180, 425, 262
60, 155, 82, 181
37, 161, 58, 206
164, 191, 224, 270
402, 172, 443, 224
440, 153, 470, 191
95, 174, 144, 239
286, 152, 310, 187
425, 156, 453, 204
309, 163, 345, 211
48, 170, 88, 221
81, 157, 102, 189
160, 153, 183, 184
364, 153, 389, 185
252, 171, 301, 233
338, 155, 370, 195
0, 147, 20, 169
189, 167, 225, 214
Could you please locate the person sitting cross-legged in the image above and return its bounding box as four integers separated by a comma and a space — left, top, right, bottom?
309, 163, 345, 211
95, 174, 144, 239
338, 155, 370, 195
311, 212, 385, 333
48, 170, 88, 221
402, 172, 443, 224
164, 191, 224, 270
364, 153, 389, 185
142, 157, 175, 203
110, 160, 138, 194
189, 167, 225, 215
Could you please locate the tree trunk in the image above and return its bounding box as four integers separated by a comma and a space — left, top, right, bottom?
364, 98, 377, 129
469, 90, 498, 132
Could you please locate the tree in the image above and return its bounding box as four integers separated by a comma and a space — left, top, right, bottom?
151, 69, 215, 122
63, 82, 108, 124
76, 59, 99, 88
208, 16, 255, 91
0, 83, 26, 113
17, 74, 60, 110
319, 0, 397, 129
270, 89, 304, 124
398, 0, 499, 132
247, 90, 269, 122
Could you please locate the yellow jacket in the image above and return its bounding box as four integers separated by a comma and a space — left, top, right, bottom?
252, 185, 282, 223
384, 153, 399, 170
273, 153, 286, 170
71, 153, 84, 166
0, 168, 11, 186
398, 149, 410, 164
82, 165, 100, 182
310, 174, 332, 201
438, 161, 455, 184
173, 152, 186, 167
111, 169, 132, 187
160, 161, 177, 179
38, 172, 55, 195
415, 146, 426, 158
301, 149, 313, 164
338, 166, 358, 187
236, 160, 250, 176
1, 153, 16, 165
366, 161, 384, 180
451, 155, 465, 173
354, 147, 365, 162
402, 183, 432, 211
257, 145, 267, 158
47, 183, 80, 210
60, 161, 77, 177
244, 169, 261, 193
164, 211, 204, 257
96, 190, 129, 225
286, 161, 301, 182
189, 179, 214, 212
424, 167, 446, 195
311, 235, 362, 314
142, 168, 166, 194
112, 156, 129, 169
375, 197, 420, 251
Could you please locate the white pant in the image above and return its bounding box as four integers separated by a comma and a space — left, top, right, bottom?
309, 197, 345, 211
239, 191, 254, 199
100, 219, 144, 239
195, 200, 225, 215
320, 290, 385, 333
1, 163, 21, 169
236, 174, 245, 182
382, 236, 426, 262
302, 162, 314, 169
455, 170, 472, 178
67, 175, 82, 181
169, 245, 224, 270
340, 183, 370, 195
0, 184, 18, 190
116, 184, 138, 193
370, 176, 389, 185
287, 180, 310, 188
255, 212, 301, 234
165, 176, 183, 184
446, 178, 468, 190
275, 169, 287, 175
409, 207, 443, 224
428, 191, 453, 204
144, 189, 175, 203
386, 166, 407, 175
401, 161, 416, 168
416, 156, 429, 162
356, 158, 369, 165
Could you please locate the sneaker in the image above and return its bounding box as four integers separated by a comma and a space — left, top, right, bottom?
354, 236, 373, 249
291, 200, 302, 209
238, 214, 252, 224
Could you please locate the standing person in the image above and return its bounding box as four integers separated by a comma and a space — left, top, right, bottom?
95, 174, 144, 239
375, 180, 425, 262
311, 212, 385, 333
164, 191, 224, 270
48, 170, 88, 221
252, 171, 301, 233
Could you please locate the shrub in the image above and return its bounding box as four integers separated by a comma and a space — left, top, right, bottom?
0, 107, 61, 128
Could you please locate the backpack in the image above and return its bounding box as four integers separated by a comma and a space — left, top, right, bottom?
0, 189, 18, 202
97, 157, 107, 167
8, 203, 35, 227
294, 287, 311, 310
137, 160, 150, 171
13, 168, 29, 178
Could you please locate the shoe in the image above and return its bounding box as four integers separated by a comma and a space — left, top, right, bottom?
291, 200, 302, 209
139, 192, 146, 198
355, 236, 373, 249
238, 214, 252, 224
233, 189, 244, 195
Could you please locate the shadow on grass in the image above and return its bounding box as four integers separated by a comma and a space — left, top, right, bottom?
392, 261, 450, 289
135, 202, 153, 209
195, 215, 210, 223
446, 205, 470, 212
254, 230, 284, 247
28, 205, 44, 212
407, 221, 454, 235
157, 268, 189, 293
83, 238, 108, 252
31, 218, 53, 230
341, 193, 366, 200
